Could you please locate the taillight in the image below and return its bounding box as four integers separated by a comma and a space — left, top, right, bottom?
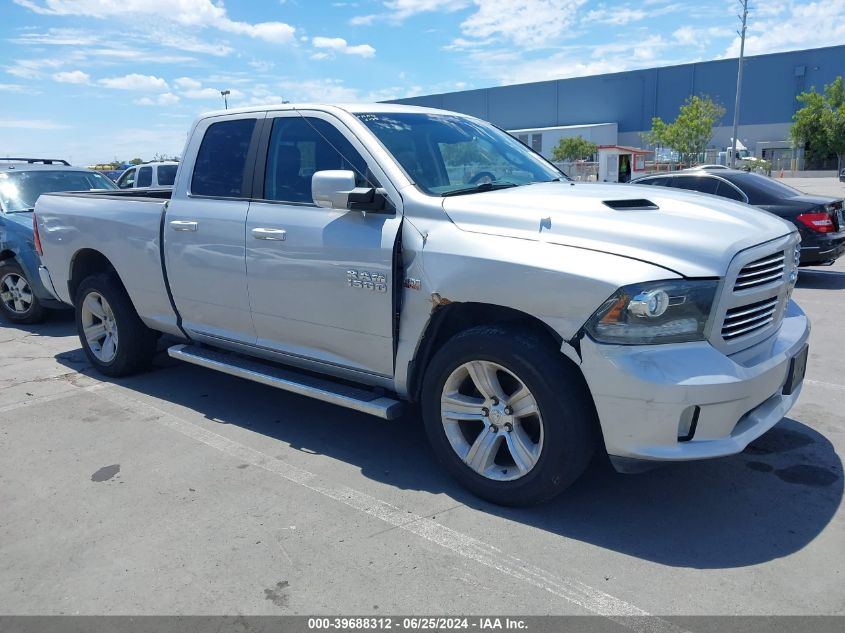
33, 213, 44, 256
797, 212, 835, 233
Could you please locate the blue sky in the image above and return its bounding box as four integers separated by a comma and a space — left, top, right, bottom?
1, 0, 841, 165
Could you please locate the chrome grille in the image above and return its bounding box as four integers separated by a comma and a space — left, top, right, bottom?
733, 252, 785, 291
721, 297, 779, 339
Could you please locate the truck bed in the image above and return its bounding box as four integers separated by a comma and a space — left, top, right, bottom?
36, 189, 180, 336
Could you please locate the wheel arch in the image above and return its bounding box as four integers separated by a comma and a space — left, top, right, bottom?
407, 301, 569, 403
0, 248, 17, 265
68, 248, 124, 302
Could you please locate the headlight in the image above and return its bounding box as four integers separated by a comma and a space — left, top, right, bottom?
585, 279, 719, 345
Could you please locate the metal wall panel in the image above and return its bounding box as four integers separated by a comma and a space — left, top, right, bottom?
391, 45, 845, 134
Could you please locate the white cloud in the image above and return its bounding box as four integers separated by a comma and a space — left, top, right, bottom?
12, 27, 99, 46
724, 0, 845, 57
350, 0, 469, 25
459, 0, 586, 49
135, 92, 181, 106
583, 7, 646, 25
6, 58, 64, 79
100, 73, 169, 91
53, 70, 91, 84
312, 36, 376, 57
673, 25, 727, 47
0, 83, 33, 93
0, 118, 69, 130
350, 14, 377, 25
249, 59, 275, 73
174, 77, 203, 91
13, 0, 296, 44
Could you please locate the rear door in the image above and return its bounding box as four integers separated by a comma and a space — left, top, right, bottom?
244, 111, 402, 376
165, 112, 264, 344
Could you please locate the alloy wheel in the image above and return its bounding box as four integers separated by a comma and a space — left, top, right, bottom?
440, 360, 544, 481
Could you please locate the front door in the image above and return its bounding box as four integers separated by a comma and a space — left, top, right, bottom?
165, 113, 263, 344
245, 111, 402, 377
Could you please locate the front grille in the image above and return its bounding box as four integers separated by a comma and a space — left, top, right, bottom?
733, 252, 785, 291
721, 297, 779, 339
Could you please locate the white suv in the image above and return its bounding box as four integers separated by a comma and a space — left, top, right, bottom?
116, 161, 178, 190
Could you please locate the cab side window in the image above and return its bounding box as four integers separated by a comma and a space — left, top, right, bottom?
263, 117, 371, 204
191, 118, 257, 198
117, 169, 136, 189
137, 166, 153, 188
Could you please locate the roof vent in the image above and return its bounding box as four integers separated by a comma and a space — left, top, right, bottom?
603, 199, 659, 211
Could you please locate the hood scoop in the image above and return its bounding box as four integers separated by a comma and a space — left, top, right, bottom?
603, 199, 659, 211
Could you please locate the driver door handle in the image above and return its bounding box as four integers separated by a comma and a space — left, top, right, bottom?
170, 220, 198, 232
251, 227, 287, 241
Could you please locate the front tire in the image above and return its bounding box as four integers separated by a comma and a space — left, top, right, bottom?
0, 261, 46, 324
75, 273, 157, 377
421, 325, 595, 506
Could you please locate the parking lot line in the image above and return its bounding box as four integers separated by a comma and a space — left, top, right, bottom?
87, 383, 687, 633
803, 379, 845, 392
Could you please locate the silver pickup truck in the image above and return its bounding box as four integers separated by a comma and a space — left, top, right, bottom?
34, 104, 810, 505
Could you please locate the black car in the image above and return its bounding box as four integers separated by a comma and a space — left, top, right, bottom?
632, 169, 845, 265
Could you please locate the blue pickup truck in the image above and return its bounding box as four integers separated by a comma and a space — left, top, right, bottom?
0, 158, 117, 323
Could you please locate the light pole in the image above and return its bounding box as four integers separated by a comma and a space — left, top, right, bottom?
221, 89, 230, 110
730, 0, 748, 168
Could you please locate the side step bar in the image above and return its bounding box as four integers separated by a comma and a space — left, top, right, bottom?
167, 344, 404, 420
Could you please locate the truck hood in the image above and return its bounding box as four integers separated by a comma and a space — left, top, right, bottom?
441, 182, 795, 277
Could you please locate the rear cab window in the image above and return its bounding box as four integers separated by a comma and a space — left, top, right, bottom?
191, 118, 257, 197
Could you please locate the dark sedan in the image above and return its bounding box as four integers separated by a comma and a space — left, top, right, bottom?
632, 168, 845, 265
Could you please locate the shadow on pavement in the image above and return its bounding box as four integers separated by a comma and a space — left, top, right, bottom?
56, 348, 843, 571
0, 307, 76, 338
796, 269, 845, 290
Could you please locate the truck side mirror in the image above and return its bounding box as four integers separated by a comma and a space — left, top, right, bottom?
312, 170, 395, 214
312, 170, 356, 209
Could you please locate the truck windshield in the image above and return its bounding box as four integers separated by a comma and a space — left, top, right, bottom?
0, 170, 117, 213
356, 112, 565, 196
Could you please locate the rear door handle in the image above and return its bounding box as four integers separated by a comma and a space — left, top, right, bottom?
251, 228, 287, 241
170, 220, 198, 232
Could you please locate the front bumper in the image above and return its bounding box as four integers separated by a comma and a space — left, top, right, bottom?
578, 299, 810, 466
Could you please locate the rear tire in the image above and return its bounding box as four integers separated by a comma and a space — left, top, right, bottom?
0, 261, 47, 324
421, 325, 595, 506
75, 273, 157, 377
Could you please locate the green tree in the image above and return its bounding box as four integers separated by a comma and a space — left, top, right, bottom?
642, 95, 726, 165
129, 157, 144, 165
441, 141, 486, 166
791, 76, 845, 171
551, 136, 597, 162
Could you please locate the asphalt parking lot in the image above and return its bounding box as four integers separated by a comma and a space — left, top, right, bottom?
1, 180, 843, 619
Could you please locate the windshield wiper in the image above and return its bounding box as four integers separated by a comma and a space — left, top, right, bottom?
441, 181, 519, 197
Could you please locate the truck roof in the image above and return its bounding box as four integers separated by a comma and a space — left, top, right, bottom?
197, 102, 457, 119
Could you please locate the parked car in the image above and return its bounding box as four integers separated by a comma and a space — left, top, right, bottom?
115, 161, 178, 190
633, 168, 845, 265
839, 167, 845, 183
34, 105, 809, 505
0, 158, 118, 323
